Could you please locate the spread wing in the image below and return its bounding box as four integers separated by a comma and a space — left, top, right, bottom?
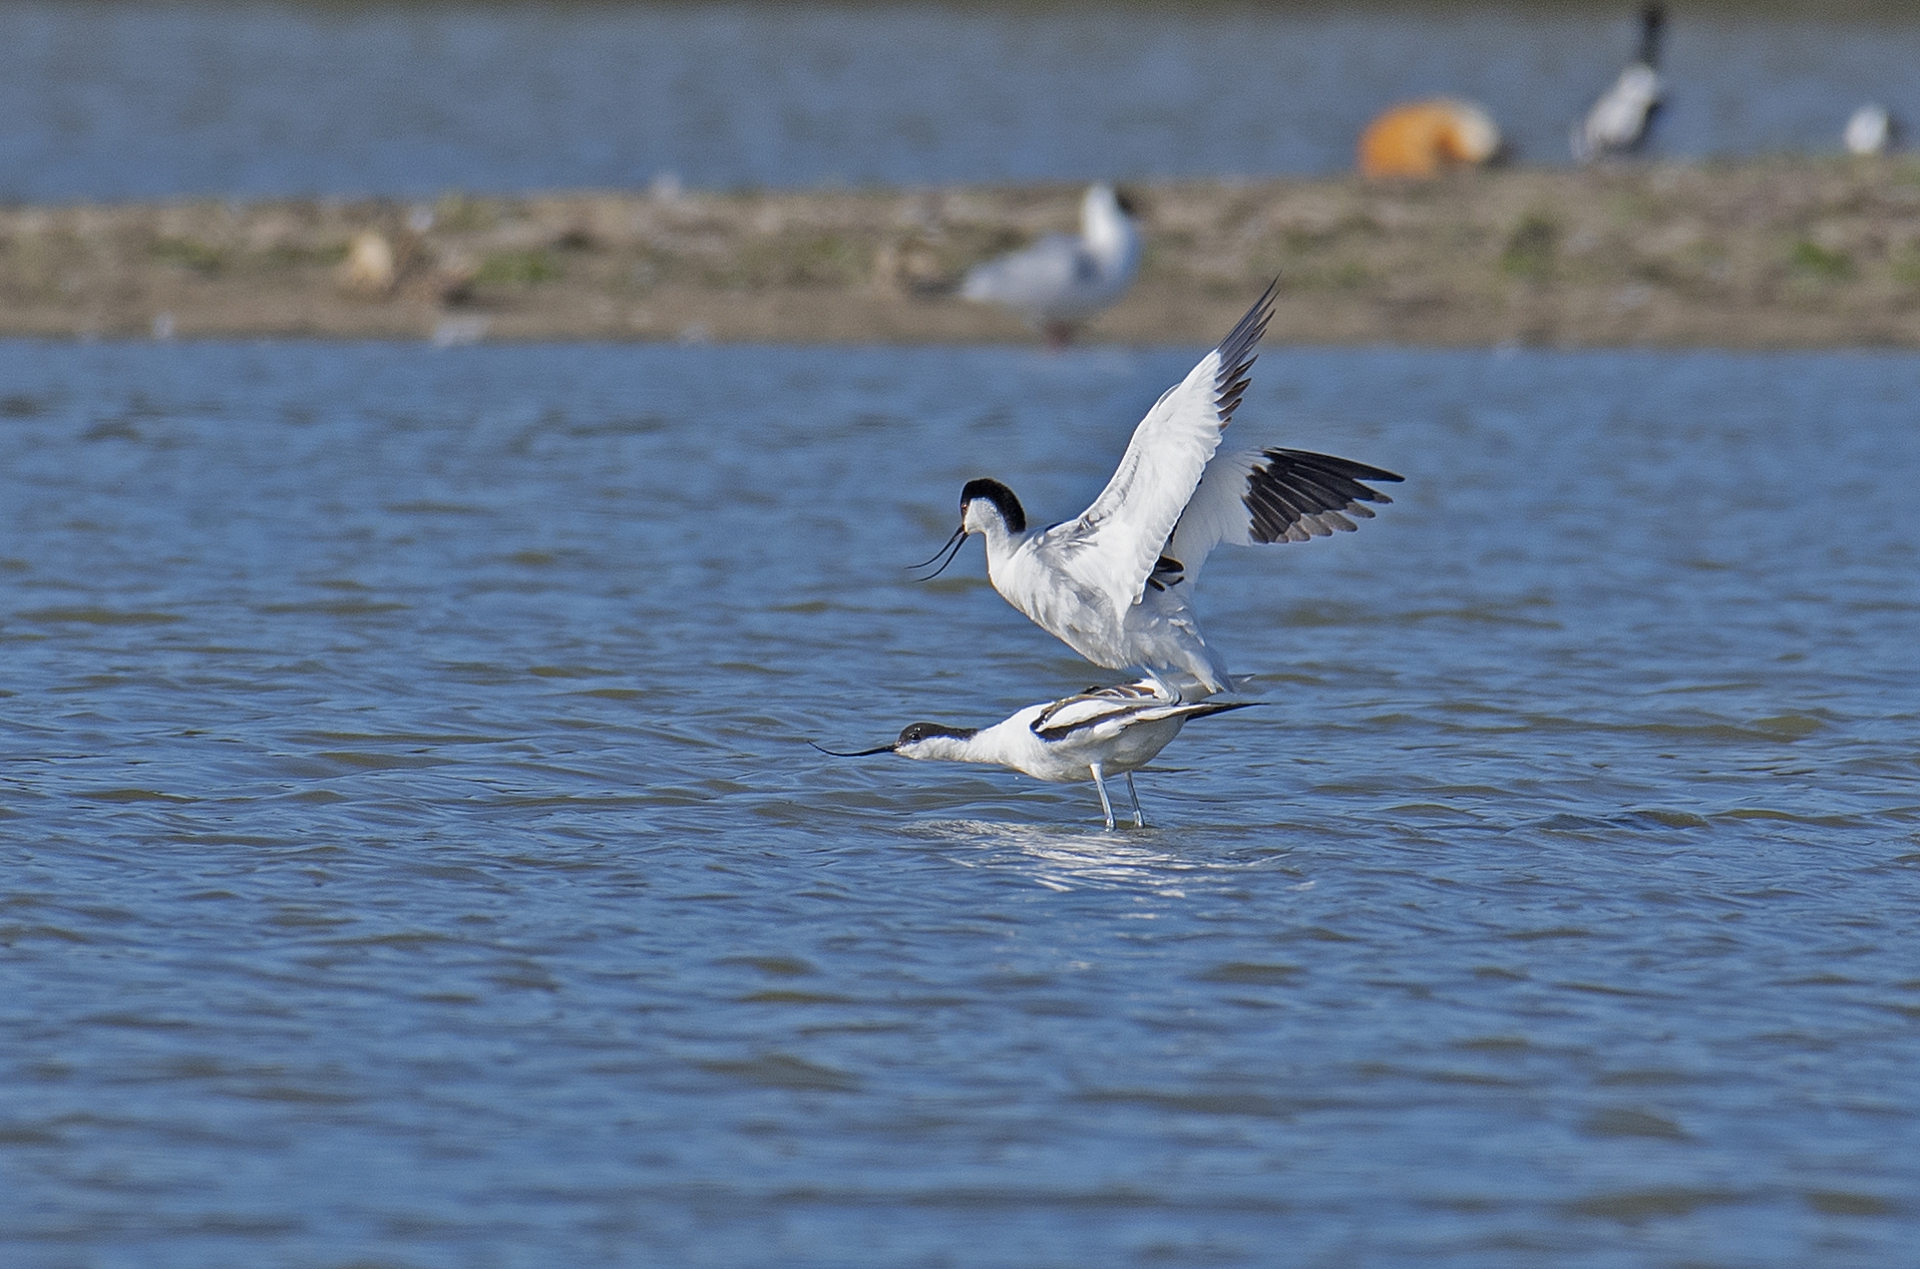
1041, 282, 1276, 618
1164, 447, 1403, 585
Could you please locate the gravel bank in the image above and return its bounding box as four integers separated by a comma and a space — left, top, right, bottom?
7, 157, 1920, 346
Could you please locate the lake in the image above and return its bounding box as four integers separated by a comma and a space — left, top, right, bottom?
2, 338, 1916, 1265
7, 2, 1920, 201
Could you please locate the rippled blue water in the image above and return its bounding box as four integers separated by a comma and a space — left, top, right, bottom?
2, 340, 1918, 1266
6, 2, 1920, 201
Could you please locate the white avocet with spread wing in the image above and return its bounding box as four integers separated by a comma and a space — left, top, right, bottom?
915, 283, 1402, 698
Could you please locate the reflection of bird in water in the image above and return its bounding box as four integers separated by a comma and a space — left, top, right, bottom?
960, 182, 1141, 348
915, 284, 1401, 700
1572, 3, 1666, 163
814, 680, 1256, 830
1357, 99, 1503, 179
1845, 104, 1897, 156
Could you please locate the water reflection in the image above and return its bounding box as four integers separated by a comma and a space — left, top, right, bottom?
919, 817, 1216, 894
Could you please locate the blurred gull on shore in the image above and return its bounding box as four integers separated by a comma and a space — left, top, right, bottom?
1573, 3, 1665, 162
960, 182, 1140, 347
1358, 99, 1502, 179
1845, 105, 1897, 156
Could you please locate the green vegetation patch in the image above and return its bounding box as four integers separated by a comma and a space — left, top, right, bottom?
262, 242, 350, 270
433, 194, 496, 233
1789, 239, 1854, 280
150, 238, 227, 274
476, 248, 561, 287
1501, 213, 1560, 278
724, 232, 867, 288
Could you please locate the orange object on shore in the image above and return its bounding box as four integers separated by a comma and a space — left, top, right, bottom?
1358, 99, 1502, 178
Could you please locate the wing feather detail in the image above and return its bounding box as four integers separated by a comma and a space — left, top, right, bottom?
1029, 683, 1255, 742
1029, 680, 1170, 738
1042, 283, 1277, 618
1165, 446, 1403, 581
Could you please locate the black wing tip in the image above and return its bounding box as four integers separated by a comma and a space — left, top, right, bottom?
1242, 448, 1405, 544
1261, 446, 1404, 485
1188, 700, 1263, 720
1213, 280, 1279, 423
1218, 280, 1278, 360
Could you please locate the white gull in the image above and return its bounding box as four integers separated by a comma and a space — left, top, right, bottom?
960, 182, 1141, 346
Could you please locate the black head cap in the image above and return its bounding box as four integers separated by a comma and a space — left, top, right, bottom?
1112, 186, 1139, 218
959, 478, 1026, 533
898, 722, 979, 745
1639, 4, 1665, 66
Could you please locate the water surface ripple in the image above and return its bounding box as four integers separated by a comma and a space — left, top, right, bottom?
8, 2, 1920, 199
2, 341, 1917, 1266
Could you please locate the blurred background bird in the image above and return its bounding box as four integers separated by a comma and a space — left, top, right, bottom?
960, 181, 1141, 348
1572, 3, 1665, 162
1357, 98, 1503, 179
1844, 104, 1897, 156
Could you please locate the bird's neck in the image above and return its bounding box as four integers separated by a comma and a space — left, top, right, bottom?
906, 733, 990, 764
976, 516, 1027, 580
1637, 11, 1663, 69
1083, 200, 1139, 271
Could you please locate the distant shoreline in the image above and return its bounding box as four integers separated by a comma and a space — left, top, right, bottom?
7, 157, 1920, 348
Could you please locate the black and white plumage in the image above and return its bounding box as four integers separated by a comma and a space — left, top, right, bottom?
960, 182, 1141, 346
1572, 4, 1666, 163
813, 680, 1256, 829
916, 283, 1401, 699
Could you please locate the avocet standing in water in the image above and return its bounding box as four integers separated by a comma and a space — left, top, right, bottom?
961, 182, 1141, 347
815, 681, 1255, 829
914, 283, 1401, 699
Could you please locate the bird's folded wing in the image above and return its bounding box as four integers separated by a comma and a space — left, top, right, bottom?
961, 234, 1090, 305
1050, 282, 1276, 616
1029, 693, 1143, 740
1166, 446, 1404, 583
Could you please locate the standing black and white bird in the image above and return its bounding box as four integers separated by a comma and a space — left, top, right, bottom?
814, 680, 1256, 829
1572, 4, 1666, 163
960, 182, 1142, 347
914, 283, 1401, 699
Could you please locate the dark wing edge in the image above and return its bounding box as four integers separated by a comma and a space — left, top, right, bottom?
1211, 280, 1278, 432
1029, 682, 1163, 737
1176, 700, 1261, 722
1030, 694, 1259, 741
1244, 448, 1404, 545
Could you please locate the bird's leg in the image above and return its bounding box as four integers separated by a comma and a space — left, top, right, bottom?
1124, 772, 1145, 828
1090, 763, 1117, 831
1044, 321, 1074, 351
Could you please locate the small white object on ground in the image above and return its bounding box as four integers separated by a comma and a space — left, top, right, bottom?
341, 231, 397, 294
